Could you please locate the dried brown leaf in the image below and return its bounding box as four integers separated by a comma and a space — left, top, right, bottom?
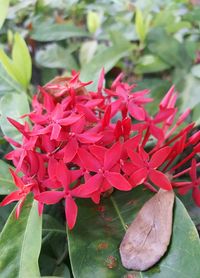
120, 189, 175, 271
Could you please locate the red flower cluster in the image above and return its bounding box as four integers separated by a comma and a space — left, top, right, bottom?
1, 70, 200, 229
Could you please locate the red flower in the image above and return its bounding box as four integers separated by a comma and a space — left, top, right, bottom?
173, 159, 200, 206
1, 69, 200, 229
0, 169, 33, 218
128, 147, 172, 190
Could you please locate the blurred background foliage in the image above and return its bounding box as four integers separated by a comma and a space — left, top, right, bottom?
0, 1, 200, 276
0, 0, 199, 108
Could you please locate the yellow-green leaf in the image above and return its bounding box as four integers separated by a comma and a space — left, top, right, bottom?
135, 8, 148, 43
87, 11, 101, 34
0, 33, 32, 89
0, 0, 10, 29
12, 33, 32, 88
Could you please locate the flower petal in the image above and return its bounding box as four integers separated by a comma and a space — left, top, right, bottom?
65, 196, 78, 230
128, 102, 145, 121
149, 146, 171, 169
35, 191, 64, 204
72, 174, 103, 197
9, 169, 24, 189
129, 167, 148, 187
104, 142, 122, 170
64, 138, 78, 163
0, 191, 21, 206
149, 169, 172, 190
105, 172, 132, 191
78, 148, 101, 171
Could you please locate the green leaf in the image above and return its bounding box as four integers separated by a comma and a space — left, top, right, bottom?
183, 7, 200, 23
0, 196, 42, 278
35, 44, 78, 70
12, 33, 32, 89
135, 54, 171, 74
31, 23, 90, 42
67, 188, 200, 277
0, 64, 23, 95
0, 0, 9, 29
0, 33, 32, 89
86, 11, 101, 34
80, 37, 133, 91
0, 160, 15, 195
79, 40, 98, 66
147, 28, 192, 69
166, 21, 192, 34
180, 74, 200, 112
0, 92, 30, 142
135, 8, 149, 43
191, 64, 200, 79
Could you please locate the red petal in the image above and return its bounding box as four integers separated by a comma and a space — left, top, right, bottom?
78, 132, 102, 144
154, 109, 175, 123
98, 68, 105, 93
15, 198, 26, 219
64, 138, 78, 163
149, 146, 171, 169
0, 191, 21, 206
78, 148, 101, 171
123, 134, 142, 152
9, 169, 24, 189
128, 102, 145, 121
7, 117, 28, 137
58, 114, 83, 126
51, 123, 61, 140
76, 104, 97, 122
102, 105, 111, 128
35, 191, 64, 204
57, 160, 71, 189
129, 167, 148, 187
150, 124, 164, 141
65, 196, 78, 230
105, 172, 132, 191
104, 142, 122, 170
72, 174, 103, 197
48, 156, 58, 178
127, 149, 144, 167
149, 169, 172, 190
89, 145, 106, 165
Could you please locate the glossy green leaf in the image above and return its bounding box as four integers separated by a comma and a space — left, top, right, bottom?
0, 33, 32, 89
80, 37, 133, 91
0, 92, 30, 142
147, 28, 192, 69
135, 54, 171, 74
0, 196, 42, 278
31, 23, 90, 42
0, 0, 9, 29
35, 44, 78, 70
39, 213, 68, 277
0, 160, 15, 195
68, 188, 200, 277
